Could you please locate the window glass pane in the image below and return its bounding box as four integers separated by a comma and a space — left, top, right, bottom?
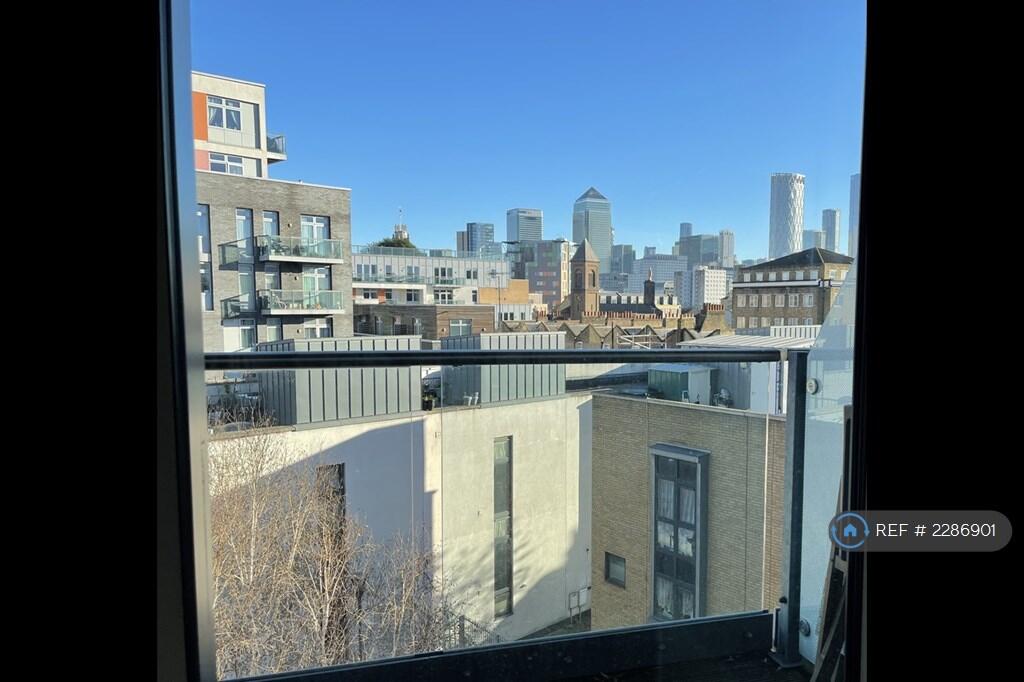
235, 209, 253, 241
679, 487, 696, 525
265, 317, 282, 342
657, 479, 674, 519
654, 576, 674, 619
676, 557, 696, 584
262, 211, 279, 236
196, 204, 210, 256
674, 585, 695, 620
679, 460, 697, 486
606, 553, 625, 586
657, 521, 674, 550
183, 1, 864, 673
678, 527, 695, 558
494, 439, 510, 516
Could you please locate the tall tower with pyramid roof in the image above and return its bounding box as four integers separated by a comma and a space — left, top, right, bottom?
572, 187, 613, 274
570, 239, 600, 319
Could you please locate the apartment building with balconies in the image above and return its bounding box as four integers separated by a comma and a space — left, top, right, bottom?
198, 172, 352, 351
192, 72, 351, 352
351, 245, 511, 308
192, 71, 287, 179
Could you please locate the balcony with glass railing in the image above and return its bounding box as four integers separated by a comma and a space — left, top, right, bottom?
258, 288, 346, 315
266, 133, 287, 161
353, 244, 509, 260
431, 276, 468, 286
219, 238, 253, 265
352, 273, 429, 285
200, 344, 821, 681
220, 293, 256, 319
255, 234, 344, 263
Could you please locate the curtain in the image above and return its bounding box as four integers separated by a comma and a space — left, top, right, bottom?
655, 576, 674, 618
657, 479, 675, 519
679, 487, 696, 525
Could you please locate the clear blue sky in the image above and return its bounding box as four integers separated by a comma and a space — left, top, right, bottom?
192, 0, 865, 261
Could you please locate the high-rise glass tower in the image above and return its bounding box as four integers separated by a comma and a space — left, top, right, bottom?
572, 187, 613, 274
803, 230, 826, 249
611, 244, 635, 274
768, 173, 805, 259
506, 208, 543, 242
822, 209, 841, 253
718, 229, 735, 267
679, 222, 693, 240
848, 173, 861, 258
465, 222, 497, 255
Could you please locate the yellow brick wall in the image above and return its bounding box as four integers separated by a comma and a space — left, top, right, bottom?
590, 393, 786, 630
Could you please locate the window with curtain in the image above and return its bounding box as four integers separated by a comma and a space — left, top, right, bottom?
653, 452, 702, 621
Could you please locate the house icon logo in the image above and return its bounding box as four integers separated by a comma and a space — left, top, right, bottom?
830, 512, 869, 550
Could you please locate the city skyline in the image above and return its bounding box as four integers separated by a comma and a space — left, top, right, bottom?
192, 0, 865, 261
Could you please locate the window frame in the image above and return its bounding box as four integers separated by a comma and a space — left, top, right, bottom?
209, 152, 243, 175
494, 436, 514, 618
449, 318, 471, 337
159, 1, 863, 677
207, 95, 242, 131
650, 445, 709, 622
605, 552, 626, 588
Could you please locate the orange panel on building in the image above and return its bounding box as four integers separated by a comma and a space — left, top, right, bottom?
192, 91, 208, 141
195, 149, 209, 171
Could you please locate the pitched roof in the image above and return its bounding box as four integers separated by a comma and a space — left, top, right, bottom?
571, 238, 599, 263
742, 247, 853, 269
576, 186, 608, 202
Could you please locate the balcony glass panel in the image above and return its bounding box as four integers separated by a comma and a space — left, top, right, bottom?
266, 133, 287, 155
201, 343, 810, 679
257, 288, 345, 313
255, 235, 344, 261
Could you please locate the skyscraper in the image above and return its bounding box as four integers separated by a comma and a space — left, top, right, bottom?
822, 209, 841, 253
768, 173, 805, 259
506, 208, 543, 242
610, 244, 635, 275
679, 222, 693, 240
456, 230, 469, 252
802, 230, 826, 249
848, 173, 861, 258
465, 222, 497, 255
573, 187, 613, 274
678, 234, 720, 268
718, 229, 735, 268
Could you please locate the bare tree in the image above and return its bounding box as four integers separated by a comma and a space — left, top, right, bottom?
207, 413, 473, 679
